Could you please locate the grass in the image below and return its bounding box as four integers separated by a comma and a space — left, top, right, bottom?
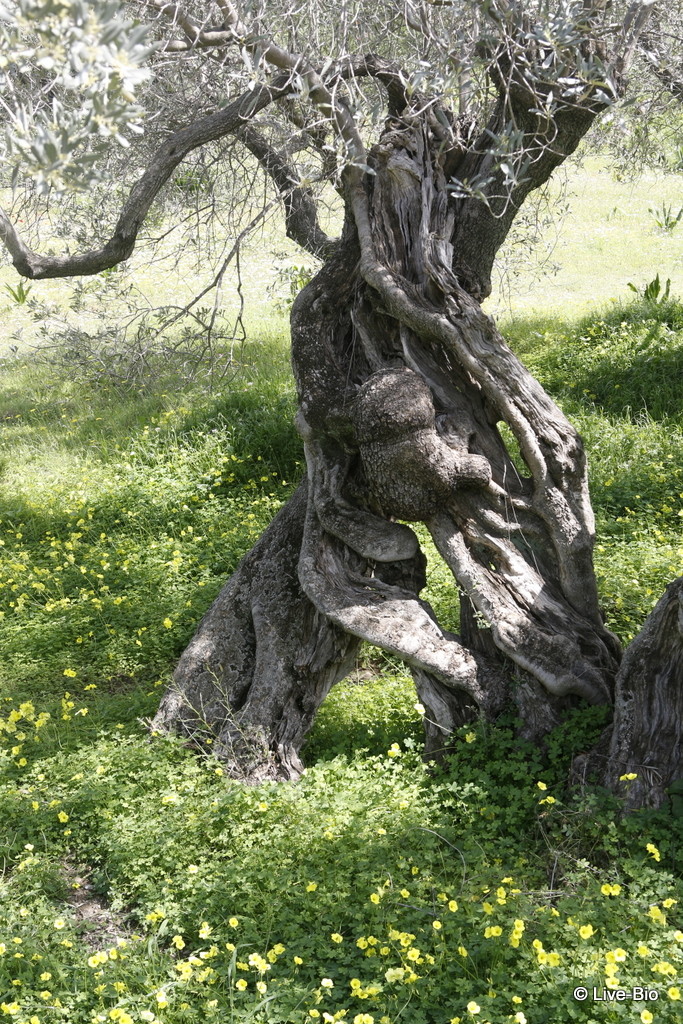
489, 155, 683, 319
1, 164, 683, 1022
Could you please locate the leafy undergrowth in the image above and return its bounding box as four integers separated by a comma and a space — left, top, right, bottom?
1, 298, 683, 1023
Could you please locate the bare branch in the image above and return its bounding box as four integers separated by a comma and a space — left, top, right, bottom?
619, 1, 660, 73
180, 0, 368, 163
235, 125, 336, 259
640, 11, 683, 100
334, 53, 411, 117
140, 0, 235, 51
643, 53, 683, 99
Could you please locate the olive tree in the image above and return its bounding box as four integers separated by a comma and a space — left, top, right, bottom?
0, 0, 680, 808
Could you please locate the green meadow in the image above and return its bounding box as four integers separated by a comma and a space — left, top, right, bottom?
1, 157, 682, 1023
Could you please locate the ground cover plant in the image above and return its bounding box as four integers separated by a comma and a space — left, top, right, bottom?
1, 276, 683, 1022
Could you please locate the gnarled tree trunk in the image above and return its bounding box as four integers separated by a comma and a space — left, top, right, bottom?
153, 101, 631, 783
150, 481, 360, 782
602, 579, 683, 809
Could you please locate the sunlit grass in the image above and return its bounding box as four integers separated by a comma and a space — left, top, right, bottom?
490, 155, 683, 319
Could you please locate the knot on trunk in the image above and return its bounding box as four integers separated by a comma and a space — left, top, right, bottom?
354, 367, 491, 520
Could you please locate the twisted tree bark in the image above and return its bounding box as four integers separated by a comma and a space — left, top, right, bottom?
150, 481, 360, 782
603, 579, 683, 809
153, 102, 627, 780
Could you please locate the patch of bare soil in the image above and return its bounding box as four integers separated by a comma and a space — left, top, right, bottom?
60, 861, 130, 949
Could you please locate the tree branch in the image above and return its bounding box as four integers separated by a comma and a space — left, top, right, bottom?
186, 0, 368, 162
140, 0, 235, 52
333, 54, 411, 118
643, 54, 683, 99
617, 3, 656, 69
1, 2, 391, 277
0, 82, 290, 279
640, 21, 683, 100
447, 1, 660, 297
235, 124, 337, 259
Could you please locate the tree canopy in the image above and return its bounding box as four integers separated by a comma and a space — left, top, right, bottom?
0, 1, 673, 281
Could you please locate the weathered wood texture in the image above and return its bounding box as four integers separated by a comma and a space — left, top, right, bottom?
604, 578, 683, 809
158, 107, 626, 780
294, 111, 621, 713
151, 482, 359, 781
